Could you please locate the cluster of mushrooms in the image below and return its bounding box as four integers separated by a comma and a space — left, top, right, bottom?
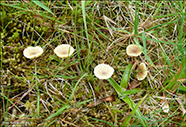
23, 44, 75, 59
94, 44, 147, 80
23, 44, 147, 81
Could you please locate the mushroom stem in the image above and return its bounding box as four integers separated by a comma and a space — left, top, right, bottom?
98, 79, 103, 86
64, 56, 70, 88
56, 58, 64, 70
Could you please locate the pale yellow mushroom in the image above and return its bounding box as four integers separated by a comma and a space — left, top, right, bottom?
136, 63, 147, 80
23, 46, 43, 59
126, 44, 142, 57
54, 44, 75, 58
94, 64, 114, 79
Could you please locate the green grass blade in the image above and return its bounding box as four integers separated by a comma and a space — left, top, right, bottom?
31, 1, 54, 15
177, 113, 186, 127
138, 33, 161, 74
3, 12, 25, 31
47, 119, 57, 127
136, 35, 182, 56
122, 94, 148, 126
4, 90, 10, 127
161, 51, 171, 68
142, 33, 154, 67
152, 1, 163, 17
120, 63, 133, 89
94, 27, 112, 41
134, 2, 139, 35
75, 99, 93, 106
121, 89, 140, 96
45, 99, 91, 122
45, 73, 87, 121
107, 78, 123, 94
0, 92, 23, 114
177, 85, 186, 92
166, 56, 186, 89
108, 77, 147, 126
81, 1, 91, 71
45, 105, 71, 121
136, 35, 175, 45
145, 16, 183, 32
90, 118, 115, 127
67, 73, 87, 104
0, 3, 26, 10
122, 96, 148, 127
154, 12, 186, 19
178, 16, 184, 55
134, 1, 155, 9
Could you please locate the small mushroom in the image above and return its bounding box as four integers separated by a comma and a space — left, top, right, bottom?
23, 46, 43, 59
126, 44, 142, 57
54, 44, 75, 58
136, 63, 147, 80
94, 64, 114, 79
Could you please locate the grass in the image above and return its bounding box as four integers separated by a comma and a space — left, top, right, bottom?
0, 1, 186, 126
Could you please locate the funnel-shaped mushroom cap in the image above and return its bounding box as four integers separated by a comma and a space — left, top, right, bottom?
54, 44, 75, 58
126, 44, 142, 57
136, 63, 147, 80
94, 64, 114, 79
23, 46, 43, 59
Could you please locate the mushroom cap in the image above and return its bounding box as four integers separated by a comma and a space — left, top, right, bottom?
126, 44, 142, 57
94, 64, 114, 79
23, 46, 43, 59
136, 63, 147, 80
54, 44, 75, 58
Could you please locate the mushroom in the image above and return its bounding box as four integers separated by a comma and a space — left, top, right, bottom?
54, 44, 75, 58
23, 46, 43, 59
136, 63, 147, 80
126, 44, 142, 57
94, 64, 114, 79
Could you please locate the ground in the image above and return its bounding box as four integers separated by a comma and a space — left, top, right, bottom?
0, 1, 186, 127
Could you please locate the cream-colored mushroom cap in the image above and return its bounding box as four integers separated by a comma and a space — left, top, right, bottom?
23, 46, 43, 59
126, 44, 142, 57
136, 63, 147, 80
54, 44, 75, 58
94, 64, 114, 79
